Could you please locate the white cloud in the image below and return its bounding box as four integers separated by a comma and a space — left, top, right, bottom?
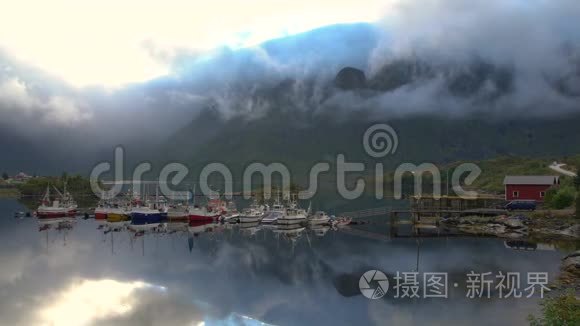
35, 279, 150, 326
0, 0, 386, 87
0, 78, 92, 125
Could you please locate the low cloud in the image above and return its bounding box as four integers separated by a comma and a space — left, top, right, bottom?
0, 78, 91, 126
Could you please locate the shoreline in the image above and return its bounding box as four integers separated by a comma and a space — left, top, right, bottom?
440, 214, 580, 292
0, 188, 20, 198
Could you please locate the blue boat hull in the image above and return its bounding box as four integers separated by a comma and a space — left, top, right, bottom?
131, 212, 167, 225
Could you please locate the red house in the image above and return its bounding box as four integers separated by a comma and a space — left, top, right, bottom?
503, 176, 560, 202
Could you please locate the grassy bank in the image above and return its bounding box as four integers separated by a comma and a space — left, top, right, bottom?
0, 187, 19, 198
16, 175, 99, 210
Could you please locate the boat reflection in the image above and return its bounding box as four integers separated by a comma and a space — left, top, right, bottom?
37, 217, 76, 248
310, 224, 331, 237
239, 221, 261, 237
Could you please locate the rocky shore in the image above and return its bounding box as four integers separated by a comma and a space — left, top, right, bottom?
441, 214, 580, 290
557, 251, 580, 290
440, 214, 580, 239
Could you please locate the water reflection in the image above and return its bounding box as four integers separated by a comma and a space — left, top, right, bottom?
0, 199, 577, 325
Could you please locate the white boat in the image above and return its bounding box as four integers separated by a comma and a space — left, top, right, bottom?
222, 212, 240, 222
261, 196, 284, 224
37, 184, 78, 218
332, 216, 352, 228
277, 210, 307, 225
239, 199, 265, 223
308, 211, 330, 225
261, 211, 281, 224
277, 198, 307, 225
222, 201, 241, 222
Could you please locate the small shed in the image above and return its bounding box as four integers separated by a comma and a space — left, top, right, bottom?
503, 176, 560, 202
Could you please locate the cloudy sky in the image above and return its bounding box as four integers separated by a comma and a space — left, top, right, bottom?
0, 0, 387, 87
1, 0, 579, 173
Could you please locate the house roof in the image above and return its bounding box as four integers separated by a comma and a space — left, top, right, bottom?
503, 176, 559, 185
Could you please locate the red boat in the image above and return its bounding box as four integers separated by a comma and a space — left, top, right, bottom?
94, 205, 108, 220
188, 205, 221, 222
207, 198, 228, 215
37, 185, 77, 218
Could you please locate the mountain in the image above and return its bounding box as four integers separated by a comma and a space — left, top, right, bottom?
2, 22, 580, 177
158, 51, 580, 182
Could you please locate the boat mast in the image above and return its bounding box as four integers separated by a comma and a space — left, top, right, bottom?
42, 184, 51, 205
155, 181, 159, 209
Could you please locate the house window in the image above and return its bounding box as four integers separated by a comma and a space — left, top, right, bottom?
540, 191, 546, 198
513, 191, 519, 198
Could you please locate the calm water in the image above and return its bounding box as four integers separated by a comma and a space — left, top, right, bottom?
0, 199, 575, 326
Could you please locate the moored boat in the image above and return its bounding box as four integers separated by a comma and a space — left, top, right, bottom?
261, 196, 284, 224
277, 197, 307, 225
107, 206, 131, 222
261, 211, 281, 224
188, 205, 221, 222
130, 206, 166, 225
94, 203, 109, 220
36, 184, 77, 218
221, 201, 240, 222
239, 198, 265, 223
308, 211, 330, 225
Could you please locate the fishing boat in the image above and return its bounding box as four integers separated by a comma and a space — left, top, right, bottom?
37, 184, 77, 218
207, 195, 228, 215
130, 183, 169, 225
94, 201, 109, 220
238, 198, 265, 223
130, 204, 166, 225
187, 189, 221, 222
308, 211, 330, 225
261, 195, 284, 224
239, 208, 263, 223
221, 201, 240, 222
277, 197, 307, 225
107, 205, 131, 222
277, 208, 307, 225
188, 205, 221, 222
